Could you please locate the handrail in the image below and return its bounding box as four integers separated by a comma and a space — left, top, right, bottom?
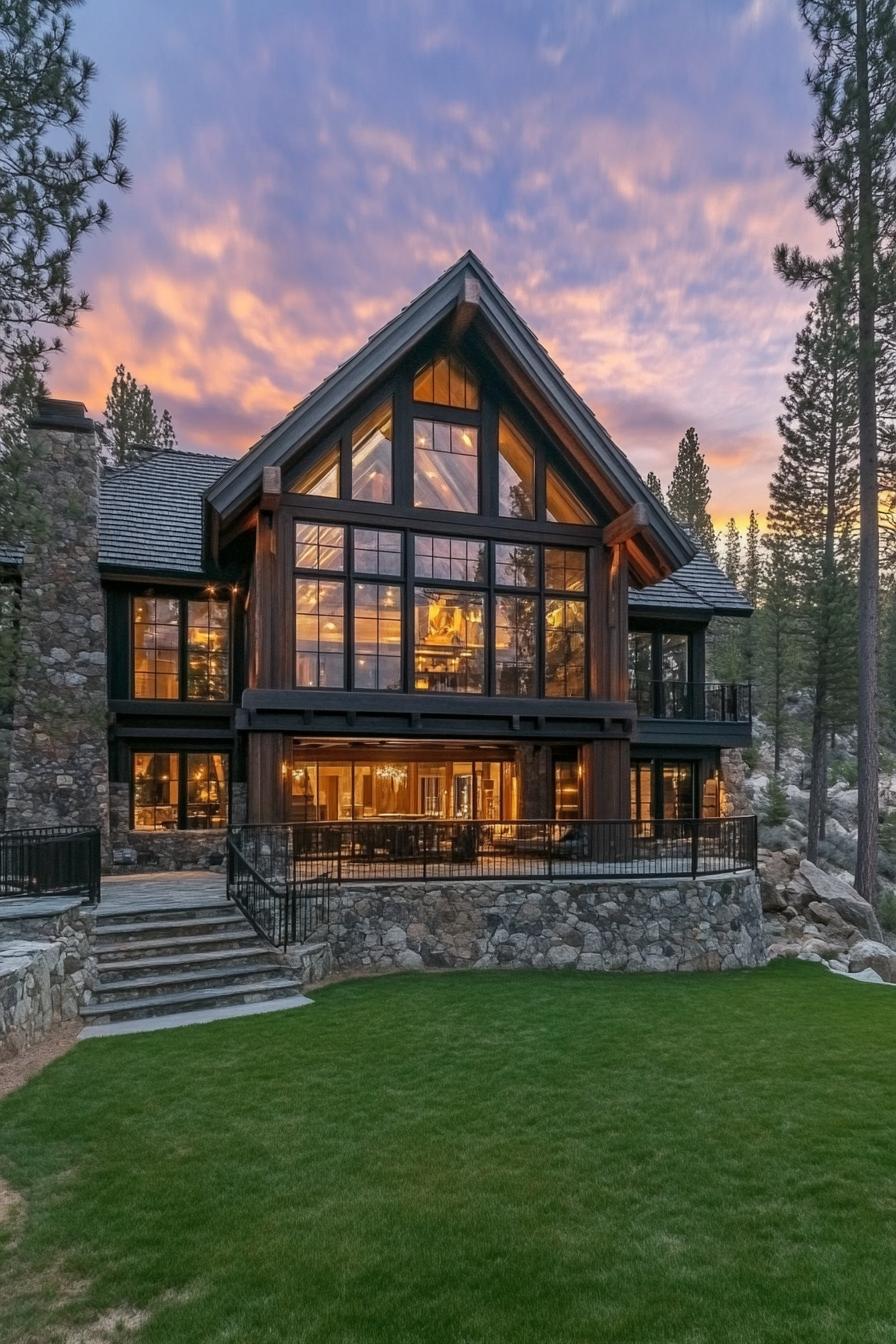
629, 679, 752, 722
226, 830, 333, 949
0, 825, 101, 903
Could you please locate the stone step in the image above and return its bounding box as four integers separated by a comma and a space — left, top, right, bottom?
92, 962, 287, 998
79, 994, 313, 1039
96, 945, 276, 976
94, 901, 232, 925
97, 930, 262, 959
94, 913, 247, 939
81, 978, 301, 1023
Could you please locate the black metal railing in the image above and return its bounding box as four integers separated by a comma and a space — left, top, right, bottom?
630, 680, 752, 722
227, 815, 757, 898
226, 829, 332, 950
0, 825, 101, 903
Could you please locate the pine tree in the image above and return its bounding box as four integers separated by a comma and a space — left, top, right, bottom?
667, 427, 718, 559
723, 519, 741, 586
769, 286, 859, 861
645, 471, 666, 507
756, 534, 801, 774
102, 363, 176, 463
708, 520, 744, 683
775, 0, 896, 903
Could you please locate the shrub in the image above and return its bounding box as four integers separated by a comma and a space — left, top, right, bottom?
764, 776, 790, 827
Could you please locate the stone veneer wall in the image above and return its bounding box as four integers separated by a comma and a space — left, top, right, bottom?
109, 778, 239, 871
323, 873, 764, 975
0, 902, 96, 1057
3, 414, 109, 851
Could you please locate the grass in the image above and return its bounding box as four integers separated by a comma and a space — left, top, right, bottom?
2, 962, 896, 1343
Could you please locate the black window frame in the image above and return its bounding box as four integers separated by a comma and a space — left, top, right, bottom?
130, 592, 232, 704
130, 747, 231, 831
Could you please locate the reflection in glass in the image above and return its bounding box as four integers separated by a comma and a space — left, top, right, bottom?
630, 762, 653, 823
290, 444, 339, 497
353, 528, 402, 576
295, 579, 344, 687
413, 353, 479, 409
413, 419, 479, 512
546, 467, 594, 524
186, 600, 230, 701
498, 415, 535, 519
295, 523, 344, 572
185, 752, 228, 828
132, 752, 179, 830
414, 588, 484, 693
414, 534, 485, 582
544, 547, 586, 592
662, 762, 694, 819
354, 582, 402, 690
495, 594, 536, 696
133, 597, 180, 700
544, 598, 585, 697
495, 542, 538, 589
352, 401, 393, 502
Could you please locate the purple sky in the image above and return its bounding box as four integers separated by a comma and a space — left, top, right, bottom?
54, 0, 827, 526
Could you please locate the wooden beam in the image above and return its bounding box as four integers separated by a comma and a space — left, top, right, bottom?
448, 275, 481, 343
603, 503, 649, 547
260, 464, 282, 512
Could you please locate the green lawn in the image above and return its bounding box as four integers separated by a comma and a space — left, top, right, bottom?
2, 963, 896, 1343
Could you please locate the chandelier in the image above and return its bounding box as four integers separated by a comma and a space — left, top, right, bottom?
375, 764, 407, 787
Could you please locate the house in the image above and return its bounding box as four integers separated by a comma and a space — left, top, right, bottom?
0, 253, 752, 869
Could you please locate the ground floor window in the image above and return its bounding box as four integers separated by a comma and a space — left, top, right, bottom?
132, 751, 229, 831
553, 758, 581, 820
290, 746, 520, 822
629, 759, 697, 821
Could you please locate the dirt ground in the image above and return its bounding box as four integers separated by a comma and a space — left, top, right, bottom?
0, 1022, 81, 1100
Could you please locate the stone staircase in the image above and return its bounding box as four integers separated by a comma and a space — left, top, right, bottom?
80, 896, 309, 1036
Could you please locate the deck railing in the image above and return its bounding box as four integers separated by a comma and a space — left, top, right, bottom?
226, 830, 332, 949
630, 680, 752, 722
0, 825, 101, 903
228, 816, 757, 906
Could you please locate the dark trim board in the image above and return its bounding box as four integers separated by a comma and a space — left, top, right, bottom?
632, 719, 752, 749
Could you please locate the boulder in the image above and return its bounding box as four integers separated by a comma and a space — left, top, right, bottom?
847, 939, 896, 982
801, 937, 844, 961
806, 901, 853, 940
798, 861, 882, 939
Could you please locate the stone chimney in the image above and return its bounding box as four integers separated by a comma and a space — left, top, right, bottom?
3, 398, 110, 854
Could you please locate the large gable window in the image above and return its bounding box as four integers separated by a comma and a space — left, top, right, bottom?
413, 419, 479, 512
413, 353, 479, 409
290, 444, 339, 498
352, 402, 393, 503
497, 416, 535, 519
546, 467, 594, 525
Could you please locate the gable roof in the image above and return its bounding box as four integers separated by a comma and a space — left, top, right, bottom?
99, 449, 235, 575
204, 252, 695, 584
630, 537, 752, 617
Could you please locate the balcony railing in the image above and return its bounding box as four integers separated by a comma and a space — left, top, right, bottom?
630, 679, 752, 722
227, 817, 757, 918
0, 825, 101, 903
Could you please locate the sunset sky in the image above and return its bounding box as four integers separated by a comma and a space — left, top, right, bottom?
56, 0, 828, 527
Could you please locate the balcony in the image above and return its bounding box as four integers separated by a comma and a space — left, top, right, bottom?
630, 680, 752, 723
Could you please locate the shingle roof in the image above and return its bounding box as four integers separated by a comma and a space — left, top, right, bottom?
98, 450, 234, 575
630, 539, 752, 617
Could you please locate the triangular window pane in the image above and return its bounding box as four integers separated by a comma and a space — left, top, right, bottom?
498, 415, 535, 519
413, 353, 480, 410
352, 401, 393, 503
546, 468, 594, 524
290, 444, 339, 497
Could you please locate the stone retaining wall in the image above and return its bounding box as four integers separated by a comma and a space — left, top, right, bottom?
324, 873, 764, 975
0, 902, 95, 1058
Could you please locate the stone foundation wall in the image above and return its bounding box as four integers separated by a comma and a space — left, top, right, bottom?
0, 902, 96, 1058
109, 778, 230, 871
323, 873, 764, 975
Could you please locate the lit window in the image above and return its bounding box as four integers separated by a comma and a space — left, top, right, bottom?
290, 444, 339, 497
353, 528, 403, 576
413, 353, 479, 409
352, 402, 393, 503
544, 599, 585, 697
133, 597, 180, 700
414, 535, 485, 583
185, 753, 228, 829
498, 415, 535, 519
413, 419, 479, 512
132, 752, 179, 830
546, 467, 594, 524
494, 595, 536, 697
295, 523, 345, 572
495, 543, 538, 589
186, 600, 230, 701
545, 547, 586, 593
295, 579, 344, 688
354, 582, 402, 690
414, 588, 484, 694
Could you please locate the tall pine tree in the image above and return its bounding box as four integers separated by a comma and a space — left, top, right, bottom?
645, 471, 666, 507
102, 363, 177, 463
756, 534, 801, 774
775, 0, 896, 902
667, 427, 718, 559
